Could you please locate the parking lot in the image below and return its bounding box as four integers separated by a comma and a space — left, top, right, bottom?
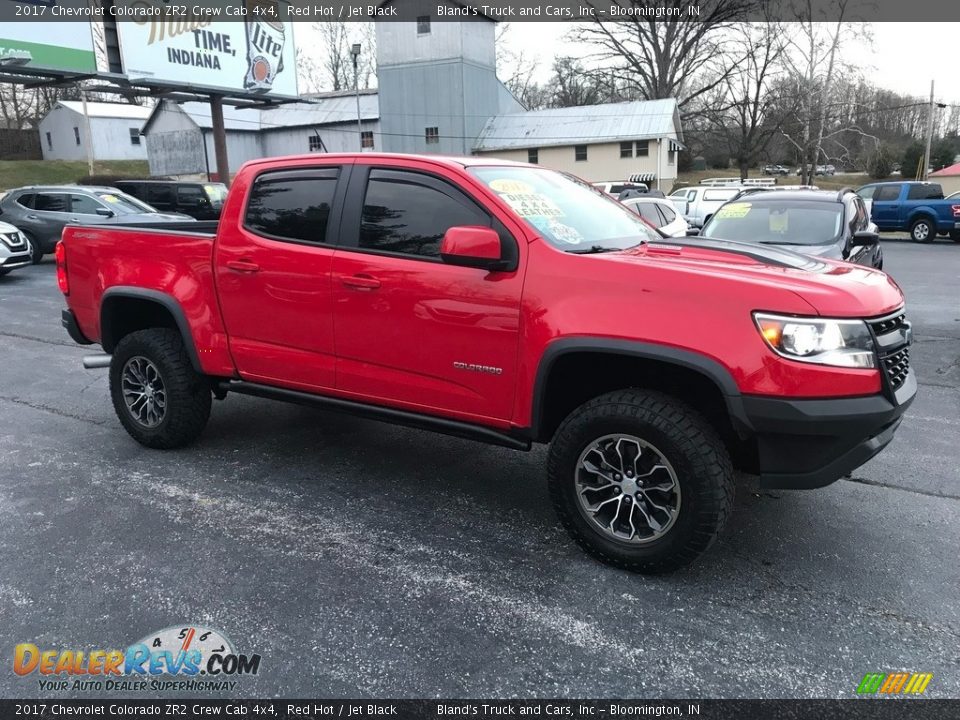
0, 237, 957, 699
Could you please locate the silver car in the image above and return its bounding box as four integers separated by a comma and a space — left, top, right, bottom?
0, 185, 195, 263
0, 219, 32, 277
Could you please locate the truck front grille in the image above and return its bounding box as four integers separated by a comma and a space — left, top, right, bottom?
870, 311, 911, 391
881, 346, 911, 390
0, 232, 25, 250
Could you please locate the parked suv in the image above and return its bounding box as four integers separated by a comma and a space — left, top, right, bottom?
0, 186, 196, 263
698, 189, 883, 269
113, 180, 228, 221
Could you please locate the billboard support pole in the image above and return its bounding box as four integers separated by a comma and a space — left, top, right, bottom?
80, 85, 94, 177
210, 95, 230, 188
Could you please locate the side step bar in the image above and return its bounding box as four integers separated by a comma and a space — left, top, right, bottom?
218, 379, 532, 451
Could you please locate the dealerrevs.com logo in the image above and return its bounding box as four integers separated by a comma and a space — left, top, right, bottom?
13, 625, 261, 693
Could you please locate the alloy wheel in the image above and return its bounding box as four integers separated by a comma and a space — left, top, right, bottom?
121, 356, 167, 428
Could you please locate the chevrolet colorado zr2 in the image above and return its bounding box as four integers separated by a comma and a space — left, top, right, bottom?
58, 153, 916, 573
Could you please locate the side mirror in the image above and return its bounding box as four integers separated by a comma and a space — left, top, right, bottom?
851, 230, 879, 247
95, 208, 114, 217
685, 227, 701, 237
440, 226, 507, 271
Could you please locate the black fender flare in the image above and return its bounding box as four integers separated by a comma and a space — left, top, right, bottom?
100, 287, 202, 373
529, 337, 751, 440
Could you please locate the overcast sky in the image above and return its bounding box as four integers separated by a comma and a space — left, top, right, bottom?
495, 22, 960, 103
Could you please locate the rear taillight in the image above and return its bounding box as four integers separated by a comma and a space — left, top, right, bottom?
55, 241, 68, 295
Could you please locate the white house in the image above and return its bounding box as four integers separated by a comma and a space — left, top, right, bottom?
38, 101, 151, 162
473, 99, 686, 188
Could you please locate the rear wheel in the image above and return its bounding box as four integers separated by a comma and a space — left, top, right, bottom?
547, 389, 734, 574
910, 218, 934, 243
109, 328, 211, 449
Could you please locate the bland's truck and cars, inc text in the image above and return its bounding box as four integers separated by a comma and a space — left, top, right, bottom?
59, 153, 915, 574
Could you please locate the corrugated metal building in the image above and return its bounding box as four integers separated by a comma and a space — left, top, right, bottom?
38, 101, 151, 162
474, 99, 685, 187
140, 91, 381, 178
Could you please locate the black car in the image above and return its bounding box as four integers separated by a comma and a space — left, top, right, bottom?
112, 180, 227, 221
697, 189, 883, 269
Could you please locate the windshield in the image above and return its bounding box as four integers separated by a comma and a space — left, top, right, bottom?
203, 183, 228, 206
469, 166, 660, 251
95, 191, 156, 215
701, 200, 843, 246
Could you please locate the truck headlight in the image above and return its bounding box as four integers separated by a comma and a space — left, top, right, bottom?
753, 313, 876, 368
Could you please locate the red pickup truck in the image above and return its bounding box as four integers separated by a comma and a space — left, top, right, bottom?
58, 153, 915, 573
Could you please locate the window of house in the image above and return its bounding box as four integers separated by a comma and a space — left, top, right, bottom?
668, 148, 676, 165
308, 135, 323, 152
575, 145, 587, 162
45, 132, 52, 150
620, 142, 633, 159
425, 127, 439, 144
417, 16, 431, 34
361, 131, 374, 149
359, 169, 489, 260
129, 128, 141, 146
636, 140, 649, 157
527, 148, 538, 164
244, 169, 340, 244
73, 127, 81, 146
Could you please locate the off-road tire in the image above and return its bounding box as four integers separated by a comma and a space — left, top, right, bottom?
910, 217, 934, 243
547, 389, 734, 574
109, 328, 211, 449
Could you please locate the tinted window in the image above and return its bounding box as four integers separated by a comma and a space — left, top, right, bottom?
360, 170, 488, 259
70, 194, 105, 215
244, 170, 338, 244
147, 185, 175, 206
875, 185, 901, 202
15, 193, 34, 209
177, 186, 206, 206
907, 184, 943, 200
632, 203, 661, 225
34, 193, 69, 212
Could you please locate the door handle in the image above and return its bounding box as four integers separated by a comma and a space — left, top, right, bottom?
26, 214, 38, 220
226, 259, 260, 273
341, 274, 381, 290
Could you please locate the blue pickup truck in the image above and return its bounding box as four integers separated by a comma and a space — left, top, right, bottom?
857, 181, 960, 243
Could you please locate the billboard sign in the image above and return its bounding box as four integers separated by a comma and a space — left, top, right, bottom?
114, 1, 298, 98
0, 2, 96, 74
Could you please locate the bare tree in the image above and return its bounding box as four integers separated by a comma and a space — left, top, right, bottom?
701, 23, 790, 179
572, 0, 757, 110
298, 22, 377, 94
496, 23, 546, 110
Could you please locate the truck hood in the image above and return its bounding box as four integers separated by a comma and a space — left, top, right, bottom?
611, 239, 903, 317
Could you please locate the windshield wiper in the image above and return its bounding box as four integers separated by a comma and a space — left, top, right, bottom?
756, 240, 806, 246
567, 245, 622, 255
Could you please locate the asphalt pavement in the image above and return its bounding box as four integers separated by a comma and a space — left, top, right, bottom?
0, 237, 957, 699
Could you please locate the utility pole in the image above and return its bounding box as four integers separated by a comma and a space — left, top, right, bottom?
351, 43, 362, 150
922, 79, 935, 181
209, 95, 230, 188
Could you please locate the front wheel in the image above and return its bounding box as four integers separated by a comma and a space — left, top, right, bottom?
24, 234, 43, 264
109, 328, 211, 449
547, 389, 734, 574
910, 218, 934, 243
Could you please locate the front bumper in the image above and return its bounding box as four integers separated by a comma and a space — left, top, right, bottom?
738, 369, 916, 489
0, 251, 32, 271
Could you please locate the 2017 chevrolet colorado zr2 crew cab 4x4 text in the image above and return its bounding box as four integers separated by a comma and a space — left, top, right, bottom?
58, 153, 916, 573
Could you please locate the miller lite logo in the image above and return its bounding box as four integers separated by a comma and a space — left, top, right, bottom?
244, 0, 285, 93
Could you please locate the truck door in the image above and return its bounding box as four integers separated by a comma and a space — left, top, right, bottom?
870, 184, 902, 230
214, 165, 347, 391
330, 164, 524, 424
